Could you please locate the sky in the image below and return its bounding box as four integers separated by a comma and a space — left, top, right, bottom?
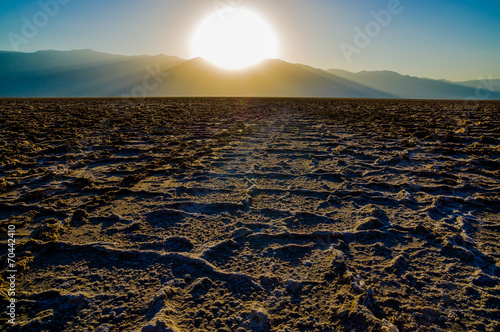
0, 0, 499, 81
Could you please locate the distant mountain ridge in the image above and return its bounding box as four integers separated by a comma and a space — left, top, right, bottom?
326, 69, 500, 100
0, 50, 184, 97
1, 49, 499, 99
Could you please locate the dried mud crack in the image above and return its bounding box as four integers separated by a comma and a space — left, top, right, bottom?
0, 98, 499, 331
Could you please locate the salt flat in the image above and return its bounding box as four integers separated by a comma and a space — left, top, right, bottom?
0, 98, 499, 331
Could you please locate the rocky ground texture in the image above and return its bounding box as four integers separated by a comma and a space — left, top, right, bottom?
0, 98, 499, 331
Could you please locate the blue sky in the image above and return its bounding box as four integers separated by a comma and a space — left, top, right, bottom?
1, 0, 499, 81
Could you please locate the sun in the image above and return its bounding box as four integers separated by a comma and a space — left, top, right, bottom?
191, 9, 278, 70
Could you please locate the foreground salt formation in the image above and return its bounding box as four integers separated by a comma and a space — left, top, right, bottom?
0, 98, 499, 331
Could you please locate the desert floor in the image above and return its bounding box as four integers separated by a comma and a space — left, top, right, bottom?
0, 98, 499, 332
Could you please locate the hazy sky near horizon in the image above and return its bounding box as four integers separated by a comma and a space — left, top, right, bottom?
1, 0, 499, 81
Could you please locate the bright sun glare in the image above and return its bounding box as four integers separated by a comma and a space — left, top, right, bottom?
192, 9, 278, 70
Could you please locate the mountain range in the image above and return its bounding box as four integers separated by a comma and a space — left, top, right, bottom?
1, 49, 499, 99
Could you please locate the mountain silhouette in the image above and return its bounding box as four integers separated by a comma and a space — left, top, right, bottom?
326, 69, 500, 99
157, 57, 391, 97
1, 49, 498, 99
0, 49, 183, 97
